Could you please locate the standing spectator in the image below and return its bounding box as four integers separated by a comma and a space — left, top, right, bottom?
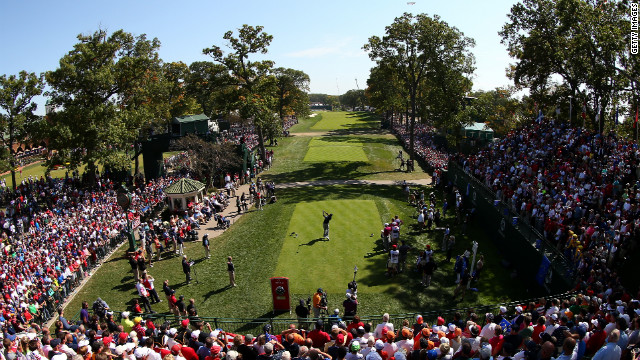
374, 314, 394, 339
227, 256, 236, 287
143, 274, 161, 304
202, 234, 210, 259
135, 278, 153, 313
182, 256, 192, 284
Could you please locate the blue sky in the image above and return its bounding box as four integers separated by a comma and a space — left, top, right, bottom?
1, 0, 518, 115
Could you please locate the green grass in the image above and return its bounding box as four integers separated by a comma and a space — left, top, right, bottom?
311, 111, 380, 131
288, 113, 325, 133
274, 200, 384, 294
303, 146, 368, 162
66, 185, 527, 322
65, 110, 530, 328
262, 134, 426, 182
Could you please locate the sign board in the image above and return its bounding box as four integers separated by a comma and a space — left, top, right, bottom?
270, 277, 291, 312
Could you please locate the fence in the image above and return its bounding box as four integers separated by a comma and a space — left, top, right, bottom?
73, 292, 577, 336
447, 162, 575, 294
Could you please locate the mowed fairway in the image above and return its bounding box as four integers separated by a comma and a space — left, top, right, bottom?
274, 200, 383, 294
304, 137, 368, 162
311, 111, 379, 131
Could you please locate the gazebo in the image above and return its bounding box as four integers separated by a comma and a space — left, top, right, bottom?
164, 178, 206, 211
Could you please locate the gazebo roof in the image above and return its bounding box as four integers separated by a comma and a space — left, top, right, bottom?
164, 178, 205, 195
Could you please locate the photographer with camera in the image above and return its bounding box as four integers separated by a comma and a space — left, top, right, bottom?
313, 288, 328, 318
296, 299, 311, 328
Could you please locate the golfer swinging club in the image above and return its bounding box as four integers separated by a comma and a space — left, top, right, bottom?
323, 210, 333, 240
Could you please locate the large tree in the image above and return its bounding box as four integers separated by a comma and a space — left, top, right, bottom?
186, 61, 235, 119
366, 63, 406, 125
203, 24, 276, 161
272, 67, 311, 121
364, 13, 475, 160
45, 29, 162, 178
0, 71, 44, 189
340, 89, 367, 111
500, 0, 630, 131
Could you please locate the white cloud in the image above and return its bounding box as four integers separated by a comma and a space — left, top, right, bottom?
284, 37, 364, 59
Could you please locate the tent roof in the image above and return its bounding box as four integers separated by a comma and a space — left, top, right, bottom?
164, 178, 205, 195
171, 114, 210, 124
464, 122, 494, 132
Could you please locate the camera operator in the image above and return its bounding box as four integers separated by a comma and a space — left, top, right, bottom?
296, 299, 311, 328
313, 288, 328, 318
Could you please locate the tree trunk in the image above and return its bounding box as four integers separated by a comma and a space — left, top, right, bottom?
10, 168, 16, 191
410, 92, 416, 162
257, 125, 267, 162
134, 140, 141, 175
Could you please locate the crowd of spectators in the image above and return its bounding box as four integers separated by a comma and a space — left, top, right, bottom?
454, 118, 639, 293
0, 172, 176, 337
6, 290, 640, 360
392, 123, 450, 170
219, 125, 259, 152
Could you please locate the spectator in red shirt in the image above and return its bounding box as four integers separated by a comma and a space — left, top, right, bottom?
308, 320, 331, 349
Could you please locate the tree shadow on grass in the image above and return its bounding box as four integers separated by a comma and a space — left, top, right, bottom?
203, 285, 233, 301
112, 281, 136, 292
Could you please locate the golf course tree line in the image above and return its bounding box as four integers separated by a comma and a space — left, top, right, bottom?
363, 13, 476, 161
500, 0, 636, 136
0, 25, 310, 186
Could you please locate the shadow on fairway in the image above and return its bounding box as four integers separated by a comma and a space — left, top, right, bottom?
112, 281, 136, 292
203, 286, 232, 301
278, 184, 405, 205
298, 238, 329, 247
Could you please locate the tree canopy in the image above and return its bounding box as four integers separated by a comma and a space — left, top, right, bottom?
364, 13, 476, 154
500, 0, 631, 132
45, 29, 163, 176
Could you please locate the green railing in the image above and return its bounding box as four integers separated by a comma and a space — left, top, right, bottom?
74, 292, 577, 335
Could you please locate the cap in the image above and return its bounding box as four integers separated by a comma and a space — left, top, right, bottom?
416, 315, 423, 324
427, 350, 437, 360
351, 341, 361, 352
437, 317, 445, 326
103, 336, 113, 345
134, 317, 143, 324
448, 324, 456, 333
515, 306, 523, 313
50, 338, 61, 348
169, 328, 177, 336
375, 340, 385, 350
499, 306, 507, 313
119, 332, 129, 342
122, 311, 130, 318
550, 314, 558, 321
334, 309, 340, 314
181, 319, 190, 327
78, 340, 90, 347
171, 344, 183, 355
191, 330, 201, 338
317, 288, 323, 293
115, 345, 127, 356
